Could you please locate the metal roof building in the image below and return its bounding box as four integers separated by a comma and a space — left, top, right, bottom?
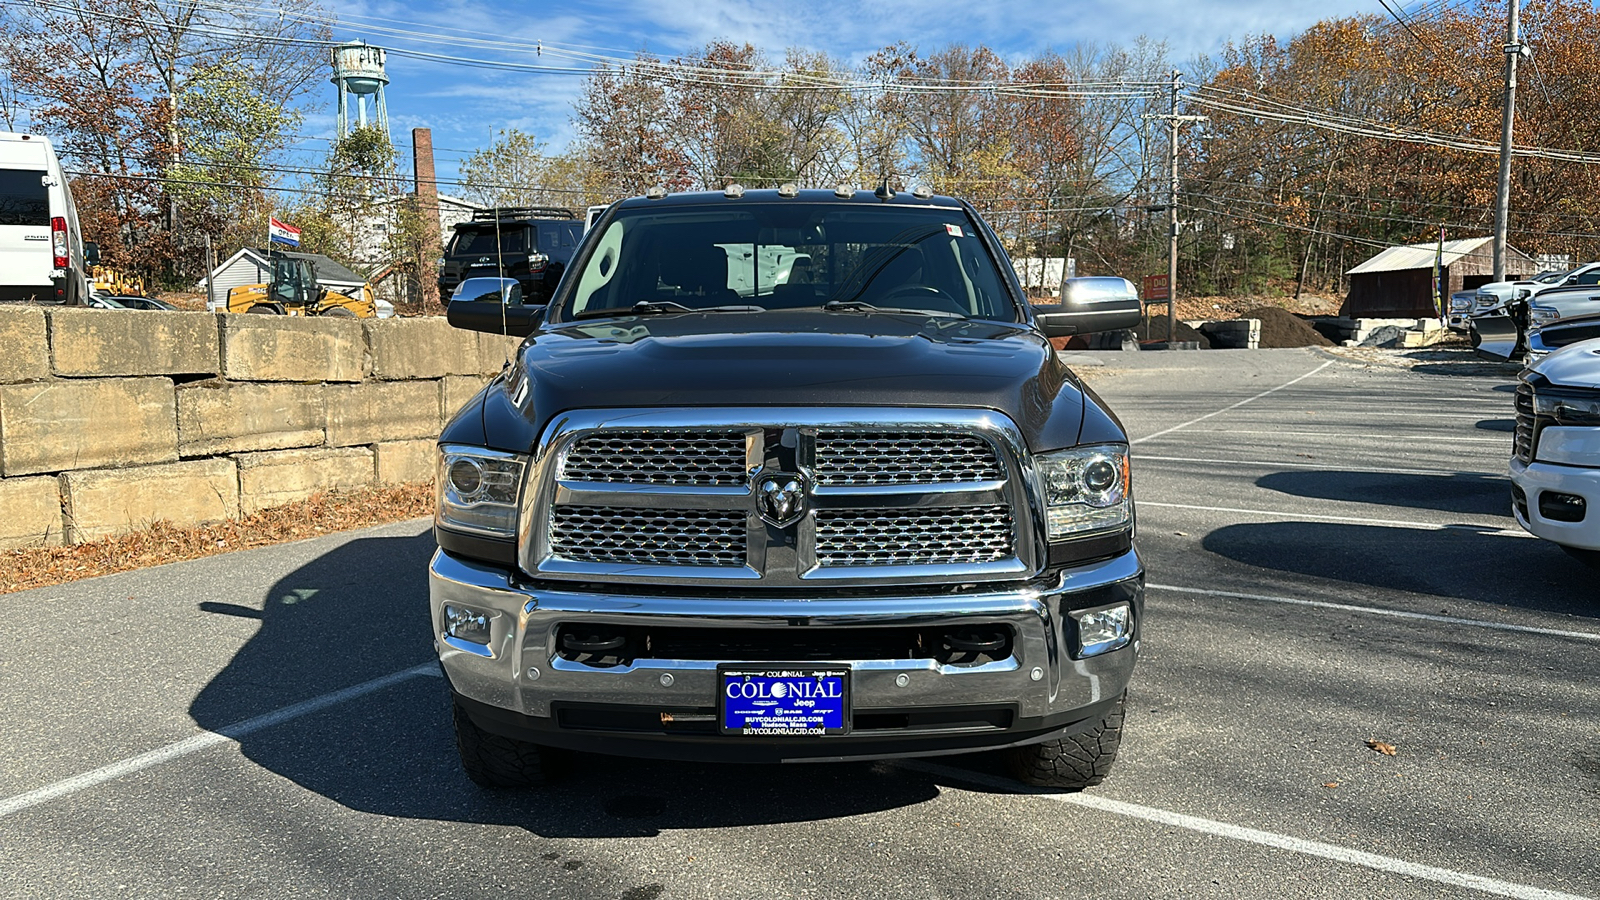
1343, 236, 1536, 318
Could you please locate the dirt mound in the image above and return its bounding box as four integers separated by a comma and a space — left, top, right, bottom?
1241, 306, 1333, 348
1133, 317, 1210, 348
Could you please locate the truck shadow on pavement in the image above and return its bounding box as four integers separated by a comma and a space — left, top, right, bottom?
1201, 520, 1600, 618
188, 528, 940, 838
1253, 470, 1510, 518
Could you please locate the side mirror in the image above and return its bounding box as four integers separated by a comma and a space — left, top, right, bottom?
447, 301, 543, 337
83, 242, 100, 265
446, 277, 544, 337
1033, 276, 1142, 338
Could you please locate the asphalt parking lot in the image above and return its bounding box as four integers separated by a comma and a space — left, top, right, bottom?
2, 347, 1596, 899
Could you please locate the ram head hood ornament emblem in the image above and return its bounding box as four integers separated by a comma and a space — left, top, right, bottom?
756, 472, 808, 527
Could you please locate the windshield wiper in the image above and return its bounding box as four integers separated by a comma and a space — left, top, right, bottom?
820, 299, 963, 319
574, 300, 766, 319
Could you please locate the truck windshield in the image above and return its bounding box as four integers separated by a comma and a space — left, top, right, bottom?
0, 168, 49, 227
560, 203, 1017, 322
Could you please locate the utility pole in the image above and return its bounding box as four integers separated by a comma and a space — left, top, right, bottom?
1168, 69, 1180, 349
1154, 71, 1206, 349
1493, 0, 1526, 281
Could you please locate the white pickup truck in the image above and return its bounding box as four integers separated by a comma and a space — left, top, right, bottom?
1510, 337, 1600, 566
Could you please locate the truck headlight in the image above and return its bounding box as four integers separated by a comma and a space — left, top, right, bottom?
1036, 444, 1131, 539
1530, 307, 1561, 324
1535, 393, 1600, 427
437, 444, 527, 537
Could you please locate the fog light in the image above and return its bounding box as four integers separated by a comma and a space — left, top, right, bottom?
1072, 603, 1132, 658
442, 604, 492, 655
1538, 491, 1586, 523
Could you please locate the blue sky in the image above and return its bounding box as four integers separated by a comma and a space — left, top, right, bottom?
306, 0, 1385, 189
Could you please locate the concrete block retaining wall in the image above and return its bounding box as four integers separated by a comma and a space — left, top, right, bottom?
0, 307, 515, 548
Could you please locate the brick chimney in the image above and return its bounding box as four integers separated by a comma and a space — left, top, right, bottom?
412, 127, 441, 308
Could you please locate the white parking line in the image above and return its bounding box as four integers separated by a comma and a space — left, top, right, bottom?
899, 761, 1590, 900
0, 662, 440, 820
1147, 429, 1509, 445
1130, 360, 1335, 444
1149, 584, 1600, 643
1139, 501, 1529, 536
1136, 454, 1503, 478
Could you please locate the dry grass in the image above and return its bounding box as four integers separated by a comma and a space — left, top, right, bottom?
1, 482, 435, 595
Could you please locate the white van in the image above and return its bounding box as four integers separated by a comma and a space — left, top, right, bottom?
0, 132, 96, 304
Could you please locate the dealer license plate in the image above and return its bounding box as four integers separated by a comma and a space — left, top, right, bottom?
719, 666, 850, 735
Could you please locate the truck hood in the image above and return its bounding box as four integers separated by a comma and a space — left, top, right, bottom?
1528, 337, 1600, 388
467, 310, 1116, 453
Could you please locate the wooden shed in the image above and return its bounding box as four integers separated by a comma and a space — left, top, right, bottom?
1343, 237, 1536, 318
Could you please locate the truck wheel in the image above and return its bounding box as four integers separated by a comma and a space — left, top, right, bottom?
320, 306, 357, 317
246, 304, 279, 314
452, 700, 547, 788
1004, 692, 1125, 790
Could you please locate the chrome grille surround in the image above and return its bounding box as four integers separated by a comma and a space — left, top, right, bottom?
814, 432, 1003, 485
521, 408, 1042, 588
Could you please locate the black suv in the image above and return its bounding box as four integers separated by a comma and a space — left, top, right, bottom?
437, 206, 584, 302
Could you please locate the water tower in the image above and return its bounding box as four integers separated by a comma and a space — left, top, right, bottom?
330, 41, 390, 140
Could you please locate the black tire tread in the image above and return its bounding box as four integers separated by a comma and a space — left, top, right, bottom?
452, 701, 545, 788
1004, 693, 1125, 790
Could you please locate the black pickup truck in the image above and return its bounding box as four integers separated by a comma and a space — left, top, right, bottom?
430, 187, 1145, 790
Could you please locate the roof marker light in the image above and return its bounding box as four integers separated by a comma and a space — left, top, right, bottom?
912, 185, 934, 200
645, 185, 667, 200
777, 183, 799, 198
833, 185, 853, 198
723, 183, 745, 198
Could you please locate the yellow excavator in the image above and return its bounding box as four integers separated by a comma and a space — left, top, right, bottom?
225, 256, 375, 317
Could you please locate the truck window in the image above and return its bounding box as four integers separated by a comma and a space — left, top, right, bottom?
450, 229, 526, 256
0, 169, 49, 227
561, 205, 1016, 321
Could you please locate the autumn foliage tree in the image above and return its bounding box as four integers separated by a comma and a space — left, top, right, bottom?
0, 0, 328, 286
1189, 0, 1600, 296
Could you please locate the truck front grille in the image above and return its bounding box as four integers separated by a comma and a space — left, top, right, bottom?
530, 409, 1037, 587
1514, 383, 1535, 464
815, 506, 1013, 567
561, 431, 747, 487
814, 432, 1003, 485
550, 506, 746, 567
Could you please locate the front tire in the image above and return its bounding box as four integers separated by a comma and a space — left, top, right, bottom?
1004, 693, 1126, 790
320, 306, 357, 317
452, 700, 548, 788
246, 304, 280, 314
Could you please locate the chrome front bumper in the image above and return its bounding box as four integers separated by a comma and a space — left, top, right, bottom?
429, 547, 1144, 761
